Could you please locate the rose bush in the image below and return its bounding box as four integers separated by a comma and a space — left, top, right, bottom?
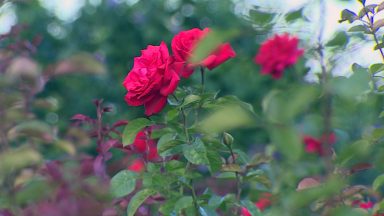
3, 0, 384, 216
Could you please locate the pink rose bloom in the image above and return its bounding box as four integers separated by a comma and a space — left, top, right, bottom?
254, 34, 303, 79
123, 42, 180, 115
171, 28, 236, 78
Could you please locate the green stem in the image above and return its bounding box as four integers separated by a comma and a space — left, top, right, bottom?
363, 9, 384, 61
318, 0, 333, 174
200, 67, 205, 94
181, 107, 190, 143
227, 143, 242, 214
180, 103, 200, 215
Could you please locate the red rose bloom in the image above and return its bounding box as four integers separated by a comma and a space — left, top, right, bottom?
359, 201, 374, 209
303, 133, 336, 156
123, 42, 180, 116
132, 128, 159, 161
255, 193, 272, 212
303, 136, 323, 155
255, 198, 271, 212
241, 207, 251, 216
171, 28, 236, 78
254, 34, 303, 79
128, 158, 145, 172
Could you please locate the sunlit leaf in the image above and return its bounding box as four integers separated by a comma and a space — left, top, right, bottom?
183, 138, 208, 165
285, 8, 303, 22
7, 120, 53, 142
189, 29, 238, 64
200, 105, 254, 133
373, 174, 384, 191
122, 118, 152, 146
127, 189, 156, 216
326, 32, 348, 47
110, 170, 137, 198
339, 9, 358, 23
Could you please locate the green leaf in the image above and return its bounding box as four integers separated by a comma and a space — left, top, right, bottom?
245, 172, 272, 189
15, 178, 52, 205
358, 4, 378, 18
374, 19, 384, 31
330, 64, 370, 100
127, 189, 156, 216
269, 125, 302, 161
370, 63, 384, 74
339, 9, 358, 23
241, 200, 260, 216
183, 138, 208, 165
159, 197, 181, 215
285, 8, 303, 22
189, 29, 238, 64
180, 94, 201, 108
199, 206, 218, 216
0, 146, 42, 183
214, 96, 255, 113
358, 0, 366, 5
166, 109, 179, 122
373, 174, 384, 191
348, 25, 370, 33
110, 170, 137, 198
7, 120, 53, 141
263, 86, 318, 123
206, 150, 222, 173
122, 118, 152, 146
249, 8, 275, 26
375, 42, 384, 50
200, 105, 254, 133
336, 140, 371, 165
215, 172, 237, 179
150, 127, 174, 139
326, 32, 348, 47
157, 134, 183, 157
174, 196, 194, 214
378, 2, 384, 13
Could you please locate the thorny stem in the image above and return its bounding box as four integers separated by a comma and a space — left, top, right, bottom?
177, 95, 200, 215
318, 0, 334, 175
200, 67, 205, 94
226, 142, 242, 214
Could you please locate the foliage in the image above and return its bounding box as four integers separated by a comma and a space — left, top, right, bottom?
1, 0, 384, 216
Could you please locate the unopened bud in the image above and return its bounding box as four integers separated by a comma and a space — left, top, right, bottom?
223, 132, 234, 146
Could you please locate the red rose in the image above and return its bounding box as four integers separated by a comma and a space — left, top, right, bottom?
241, 207, 251, 216
359, 201, 374, 209
303, 136, 323, 155
303, 133, 336, 156
128, 158, 145, 172
254, 34, 303, 79
255, 198, 271, 212
123, 42, 180, 116
171, 28, 236, 78
132, 128, 159, 161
